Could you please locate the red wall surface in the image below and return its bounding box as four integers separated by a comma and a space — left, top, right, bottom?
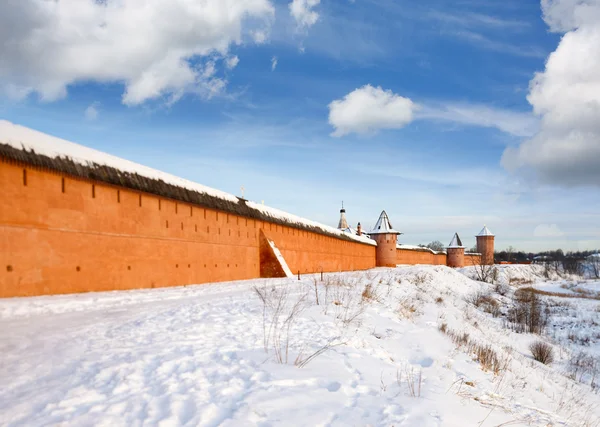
396, 249, 447, 266
464, 253, 482, 267
0, 161, 376, 297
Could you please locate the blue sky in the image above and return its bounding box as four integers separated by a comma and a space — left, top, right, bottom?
1, 0, 599, 252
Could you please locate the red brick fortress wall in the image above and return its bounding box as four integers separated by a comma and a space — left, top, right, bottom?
464, 253, 482, 266
396, 249, 447, 265
0, 161, 376, 297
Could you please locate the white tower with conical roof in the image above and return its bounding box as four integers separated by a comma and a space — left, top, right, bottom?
370, 210, 402, 267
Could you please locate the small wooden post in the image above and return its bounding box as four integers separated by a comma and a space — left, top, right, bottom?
298, 270, 300, 281
321, 269, 323, 281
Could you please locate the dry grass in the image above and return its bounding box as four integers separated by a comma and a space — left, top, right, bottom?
438, 324, 505, 375
361, 283, 381, 303
413, 272, 431, 287
467, 291, 501, 317
253, 284, 308, 364
519, 287, 600, 301
397, 297, 420, 320
509, 277, 534, 286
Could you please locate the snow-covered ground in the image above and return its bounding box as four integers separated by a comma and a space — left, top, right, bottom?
1, 265, 599, 426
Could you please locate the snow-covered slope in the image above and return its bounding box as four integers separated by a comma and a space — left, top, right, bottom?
1, 266, 599, 426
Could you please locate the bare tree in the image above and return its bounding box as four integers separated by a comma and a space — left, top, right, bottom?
469, 255, 498, 284
506, 246, 515, 263
589, 255, 600, 279
426, 240, 445, 252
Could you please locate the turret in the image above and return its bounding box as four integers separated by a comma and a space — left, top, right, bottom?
476, 225, 495, 265
357, 222, 362, 236
446, 233, 465, 268
337, 203, 349, 230
370, 211, 402, 267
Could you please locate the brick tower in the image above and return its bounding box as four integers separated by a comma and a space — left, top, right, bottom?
370, 210, 402, 267
446, 233, 465, 268
476, 225, 495, 265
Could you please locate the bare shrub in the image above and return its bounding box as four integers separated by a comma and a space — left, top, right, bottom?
328, 283, 365, 328
507, 289, 548, 334
562, 258, 583, 277
413, 272, 431, 287
567, 351, 598, 388
435, 296, 444, 305
361, 283, 381, 303
470, 257, 499, 284
438, 322, 448, 334
467, 291, 501, 317
529, 340, 554, 365
495, 282, 510, 296
397, 296, 420, 320
590, 256, 600, 279
253, 284, 308, 364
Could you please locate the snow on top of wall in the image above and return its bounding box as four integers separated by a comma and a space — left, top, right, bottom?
0, 120, 375, 246
247, 200, 376, 246
0, 120, 238, 203
396, 243, 446, 255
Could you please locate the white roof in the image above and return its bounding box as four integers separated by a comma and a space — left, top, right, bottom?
337, 208, 349, 230
397, 243, 446, 254
340, 226, 361, 236
476, 225, 494, 237
369, 210, 402, 235
447, 233, 465, 248
0, 120, 377, 246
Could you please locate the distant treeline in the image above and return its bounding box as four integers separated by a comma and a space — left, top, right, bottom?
495, 249, 599, 263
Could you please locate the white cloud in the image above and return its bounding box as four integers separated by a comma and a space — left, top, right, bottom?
450, 30, 546, 58
328, 85, 416, 137
84, 102, 100, 121
502, 0, 600, 186
429, 11, 530, 29
534, 224, 565, 238
251, 29, 269, 44
225, 56, 240, 70
0, 0, 274, 105
271, 56, 278, 71
329, 86, 536, 138
289, 0, 320, 29
418, 103, 538, 137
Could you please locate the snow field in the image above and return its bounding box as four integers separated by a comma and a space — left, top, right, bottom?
0, 265, 599, 426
